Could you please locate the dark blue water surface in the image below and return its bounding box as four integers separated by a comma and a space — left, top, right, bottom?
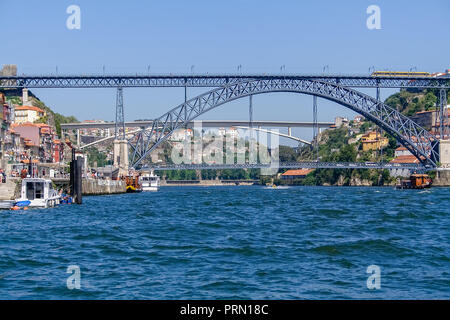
0, 186, 449, 299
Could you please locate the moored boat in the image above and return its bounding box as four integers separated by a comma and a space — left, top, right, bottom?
396, 173, 432, 189
139, 171, 160, 192
14, 178, 61, 208
125, 175, 143, 193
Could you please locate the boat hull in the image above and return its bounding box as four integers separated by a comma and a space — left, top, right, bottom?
15, 178, 62, 209
14, 196, 61, 208
126, 186, 142, 193
142, 186, 159, 192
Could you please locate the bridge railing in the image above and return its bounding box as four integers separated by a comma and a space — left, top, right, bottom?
1, 74, 448, 88
144, 161, 428, 171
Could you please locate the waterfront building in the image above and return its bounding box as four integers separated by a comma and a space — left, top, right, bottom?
11, 123, 63, 163
411, 108, 450, 136
394, 146, 413, 157
281, 169, 315, 182
361, 131, 389, 152
334, 116, 349, 128
0, 93, 16, 163
3, 128, 26, 163
14, 105, 45, 124
389, 152, 421, 178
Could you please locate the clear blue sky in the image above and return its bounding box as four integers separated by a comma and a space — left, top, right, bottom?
1, 0, 449, 143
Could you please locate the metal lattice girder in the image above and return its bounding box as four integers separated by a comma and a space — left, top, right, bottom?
0, 74, 449, 89
146, 161, 425, 171
439, 88, 448, 138
115, 86, 125, 140
129, 78, 440, 169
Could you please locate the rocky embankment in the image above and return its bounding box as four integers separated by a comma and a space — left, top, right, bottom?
433, 170, 450, 187
0, 178, 21, 200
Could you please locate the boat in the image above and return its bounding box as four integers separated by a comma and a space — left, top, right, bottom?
14, 178, 61, 208
396, 173, 432, 189
264, 183, 289, 189
124, 175, 143, 193
139, 171, 160, 192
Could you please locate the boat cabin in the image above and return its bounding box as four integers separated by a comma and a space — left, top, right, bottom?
16, 178, 61, 208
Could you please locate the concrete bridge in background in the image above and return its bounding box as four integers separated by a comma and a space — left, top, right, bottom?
61, 120, 333, 149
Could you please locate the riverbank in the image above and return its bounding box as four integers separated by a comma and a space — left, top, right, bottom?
0, 177, 126, 200
161, 179, 258, 186
0, 178, 20, 200
82, 179, 126, 195
433, 170, 450, 186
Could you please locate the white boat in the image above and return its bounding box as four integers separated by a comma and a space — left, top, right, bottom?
15, 178, 61, 208
139, 171, 160, 192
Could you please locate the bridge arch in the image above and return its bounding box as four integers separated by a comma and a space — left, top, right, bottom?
129, 78, 439, 168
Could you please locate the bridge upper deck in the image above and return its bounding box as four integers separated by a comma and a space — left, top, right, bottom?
1, 74, 449, 88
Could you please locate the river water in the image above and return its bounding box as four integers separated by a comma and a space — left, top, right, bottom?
0, 186, 449, 299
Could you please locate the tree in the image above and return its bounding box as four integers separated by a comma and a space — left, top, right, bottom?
279, 145, 298, 162
86, 147, 108, 167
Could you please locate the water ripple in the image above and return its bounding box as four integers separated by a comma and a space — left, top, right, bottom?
0, 186, 449, 299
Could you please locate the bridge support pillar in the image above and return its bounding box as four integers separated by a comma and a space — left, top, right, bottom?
439, 139, 450, 167
76, 129, 80, 147
434, 139, 450, 186
288, 127, 292, 136
113, 139, 129, 172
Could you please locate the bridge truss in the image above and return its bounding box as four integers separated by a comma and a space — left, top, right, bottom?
0, 74, 449, 89
128, 78, 440, 169
2, 73, 447, 170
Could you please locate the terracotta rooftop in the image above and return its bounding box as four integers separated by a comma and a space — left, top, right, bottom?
390, 155, 420, 164
11, 122, 50, 128
282, 169, 315, 176
15, 105, 45, 113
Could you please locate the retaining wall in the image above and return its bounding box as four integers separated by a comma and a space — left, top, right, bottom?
82, 179, 126, 195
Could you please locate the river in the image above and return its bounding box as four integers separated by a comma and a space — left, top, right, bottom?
0, 186, 449, 299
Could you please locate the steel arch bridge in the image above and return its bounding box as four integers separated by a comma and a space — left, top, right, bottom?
128, 78, 440, 169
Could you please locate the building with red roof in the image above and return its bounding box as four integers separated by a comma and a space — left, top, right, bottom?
14, 105, 45, 124
281, 169, 315, 181
10, 122, 63, 163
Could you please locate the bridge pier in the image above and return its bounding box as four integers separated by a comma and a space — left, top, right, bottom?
439, 139, 450, 166
113, 139, 129, 174
434, 169, 450, 186
76, 129, 80, 148
312, 96, 318, 160
433, 139, 450, 186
